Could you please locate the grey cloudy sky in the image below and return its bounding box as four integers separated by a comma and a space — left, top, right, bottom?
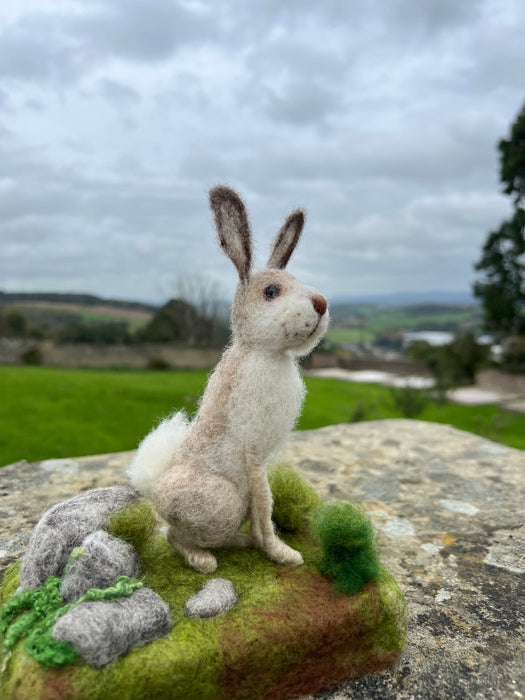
1, 0, 524, 303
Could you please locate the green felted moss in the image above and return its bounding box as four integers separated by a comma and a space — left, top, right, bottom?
66, 536, 290, 700
361, 568, 408, 656
269, 465, 322, 533
311, 501, 380, 595
1, 575, 78, 670
1, 479, 406, 700
106, 501, 156, 557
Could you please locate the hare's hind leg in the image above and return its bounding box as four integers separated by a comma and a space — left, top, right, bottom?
166, 526, 218, 574
222, 533, 253, 548
155, 465, 248, 574
167, 529, 252, 574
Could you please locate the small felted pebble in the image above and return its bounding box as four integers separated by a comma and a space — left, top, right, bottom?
52, 587, 173, 668
18, 486, 138, 592
60, 530, 142, 602
184, 578, 238, 618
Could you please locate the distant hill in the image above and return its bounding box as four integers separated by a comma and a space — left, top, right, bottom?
329, 290, 476, 306
0, 291, 159, 337
0, 291, 158, 314
326, 296, 481, 346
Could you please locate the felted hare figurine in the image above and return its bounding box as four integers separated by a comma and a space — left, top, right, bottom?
128, 186, 329, 573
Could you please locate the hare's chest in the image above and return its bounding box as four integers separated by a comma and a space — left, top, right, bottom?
269, 362, 305, 423
231, 355, 305, 453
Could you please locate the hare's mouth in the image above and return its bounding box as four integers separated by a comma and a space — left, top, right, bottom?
308, 317, 322, 338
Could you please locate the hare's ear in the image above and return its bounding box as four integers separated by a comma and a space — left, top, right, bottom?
209, 185, 252, 282
267, 209, 305, 270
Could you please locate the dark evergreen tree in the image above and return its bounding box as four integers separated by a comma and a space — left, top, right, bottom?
473, 209, 525, 335
474, 102, 525, 336
498, 102, 525, 205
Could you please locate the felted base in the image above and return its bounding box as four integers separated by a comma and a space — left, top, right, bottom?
0, 521, 407, 700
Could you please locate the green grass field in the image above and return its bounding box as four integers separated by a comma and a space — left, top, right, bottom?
0, 366, 524, 467
76, 308, 152, 330
364, 309, 478, 334
325, 328, 375, 344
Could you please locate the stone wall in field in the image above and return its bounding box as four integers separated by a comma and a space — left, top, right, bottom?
0, 338, 221, 369
304, 352, 431, 375
476, 367, 525, 395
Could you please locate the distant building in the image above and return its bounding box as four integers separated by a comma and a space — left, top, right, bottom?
402, 331, 454, 347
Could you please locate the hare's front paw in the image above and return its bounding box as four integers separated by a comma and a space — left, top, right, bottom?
265, 539, 304, 567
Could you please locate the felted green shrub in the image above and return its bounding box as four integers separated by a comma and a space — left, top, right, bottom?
311, 502, 380, 595
269, 466, 322, 533
106, 501, 156, 557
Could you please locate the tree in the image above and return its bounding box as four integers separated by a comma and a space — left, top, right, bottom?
0, 308, 27, 337
473, 209, 525, 335
474, 101, 525, 336
141, 299, 202, 344
57, 320, 131, 344
406, 331, 490, 395
6, 310, 27, 336
171, 274, 229, 347
140, 292, 229, 348
447, 330, 490, 384
498, 102, 525, 205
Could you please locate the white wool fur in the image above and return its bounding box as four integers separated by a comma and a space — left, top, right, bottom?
127, 411, 189, 494
133, 186, 329, 574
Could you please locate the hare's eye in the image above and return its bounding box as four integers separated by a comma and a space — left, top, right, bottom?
264, 284, 280, 299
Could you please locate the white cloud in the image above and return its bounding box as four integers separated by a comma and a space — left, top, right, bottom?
0, 0, 524, 302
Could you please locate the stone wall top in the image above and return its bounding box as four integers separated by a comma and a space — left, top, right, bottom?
1, 419, 523, 699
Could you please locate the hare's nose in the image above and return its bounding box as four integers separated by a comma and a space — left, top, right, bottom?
311, 294, 327, 316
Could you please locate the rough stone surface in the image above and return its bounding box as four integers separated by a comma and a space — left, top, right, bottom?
52, 587, 173, 668
17, 485, 138, 591
184, 578, 239, 618
60, 529, 142, 602
1, 419, 524, 699
0, 452, 132, 577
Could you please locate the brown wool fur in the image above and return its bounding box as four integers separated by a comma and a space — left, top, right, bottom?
220, 570, 387, 699
128, 186, 329, 574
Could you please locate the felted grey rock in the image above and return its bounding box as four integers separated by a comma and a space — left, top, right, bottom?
184, 578, 238, 618
59, 530, 142, 602
52, 587, 173, 668
18, 486, 138, 592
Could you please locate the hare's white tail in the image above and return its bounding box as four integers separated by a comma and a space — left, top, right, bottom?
127, 410, 189, 495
